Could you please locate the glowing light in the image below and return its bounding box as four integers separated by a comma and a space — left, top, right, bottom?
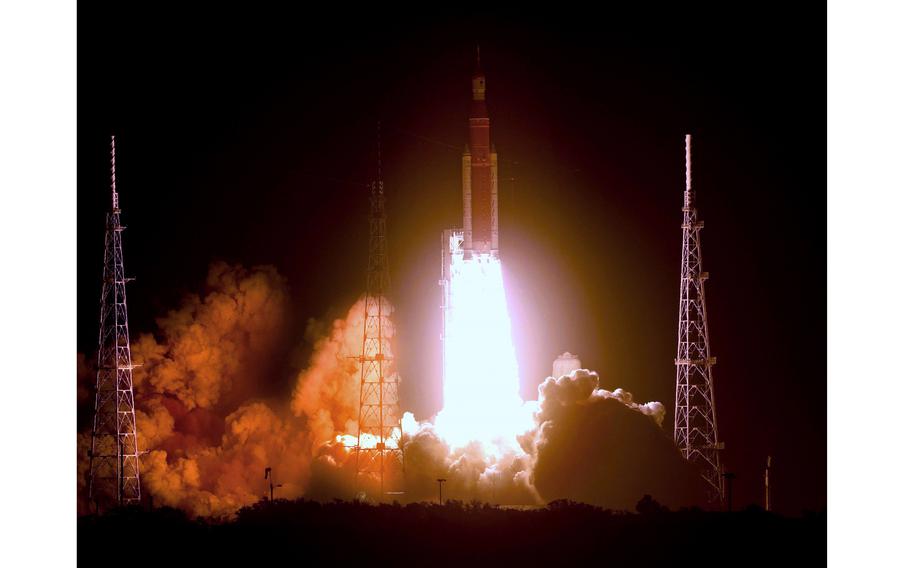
436, 239, 535, 454
336, 430, 401, 451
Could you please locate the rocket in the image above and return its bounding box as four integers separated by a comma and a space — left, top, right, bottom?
461, 47, 499, 256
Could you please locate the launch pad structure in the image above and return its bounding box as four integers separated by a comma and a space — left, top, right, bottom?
355, 123, 404, 500
673, 134, 724, 504
88, 136, 142, 509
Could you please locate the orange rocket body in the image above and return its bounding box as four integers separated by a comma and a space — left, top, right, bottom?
462, 56, 499, 256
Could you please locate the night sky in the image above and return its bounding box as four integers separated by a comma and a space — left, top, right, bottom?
78, 8, 824, 514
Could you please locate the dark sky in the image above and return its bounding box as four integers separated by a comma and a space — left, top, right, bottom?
78, 8, 824, 514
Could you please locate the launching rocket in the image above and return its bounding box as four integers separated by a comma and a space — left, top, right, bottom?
440, 50, 500, 291
461, 48, 499, 256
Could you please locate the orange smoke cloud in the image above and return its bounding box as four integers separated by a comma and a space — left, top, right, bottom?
131, 262, 289, 410
290, 300, 366, 455
78, 264, 381, 517
141, 402, 312, 516
78, 263, 313, 517
78, 264, 705, 516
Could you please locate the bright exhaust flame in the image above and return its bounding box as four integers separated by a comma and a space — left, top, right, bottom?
435, 240, 535, 454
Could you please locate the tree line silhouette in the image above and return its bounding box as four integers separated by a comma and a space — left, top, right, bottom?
78, 496, 824, 566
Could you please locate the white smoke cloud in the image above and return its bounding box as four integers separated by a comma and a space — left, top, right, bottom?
394, 369, 688, 509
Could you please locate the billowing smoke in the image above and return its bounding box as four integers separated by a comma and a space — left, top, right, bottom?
287, 299, 368, 500
78, 263, 705, 516
401, 415, 540, 504
140, 401, 312, 516
289, 301, 364, 456
522, 369, 705, 510
131, 262, 289, 411
77, 263, 380, 516
398, 369, 704, 510
79, 263, 309, 516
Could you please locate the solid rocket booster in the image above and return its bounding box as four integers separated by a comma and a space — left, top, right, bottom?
462, 54, 498, 255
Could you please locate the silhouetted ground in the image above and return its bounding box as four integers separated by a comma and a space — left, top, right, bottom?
78, 498, 824, 566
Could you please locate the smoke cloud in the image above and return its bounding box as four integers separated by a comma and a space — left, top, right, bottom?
77, 263, 382, 516
78, 264, 706, 516
398, 369, 703, 510
131, 262, 289, 410
398, 413, 540, 504
524, 369, 706, 510
290, 301, 365, 455
79, 263, 307, 516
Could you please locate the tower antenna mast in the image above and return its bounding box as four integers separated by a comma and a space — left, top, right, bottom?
673, 134, 724, 504
354, 122, 404, 500
88, 136, 142, 509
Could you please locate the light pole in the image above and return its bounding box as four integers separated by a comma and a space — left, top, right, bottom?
436, 478, 447, 505
265, 467, 283, 502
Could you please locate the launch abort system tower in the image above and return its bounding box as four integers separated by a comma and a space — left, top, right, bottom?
673, 134, 724, 503
88, 136, 142, 508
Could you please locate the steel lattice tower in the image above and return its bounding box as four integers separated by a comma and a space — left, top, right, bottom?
88, 136, 142, 508
355, 124, 404, 500
673, 134, 724, 503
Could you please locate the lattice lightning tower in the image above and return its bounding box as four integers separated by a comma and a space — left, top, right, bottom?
355, 123, 404, 500
88, 136, 142, 508
673, 134, 724, 503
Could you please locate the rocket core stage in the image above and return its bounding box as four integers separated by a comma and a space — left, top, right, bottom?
436, 55, 531, 452
461, 52, 499, 256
